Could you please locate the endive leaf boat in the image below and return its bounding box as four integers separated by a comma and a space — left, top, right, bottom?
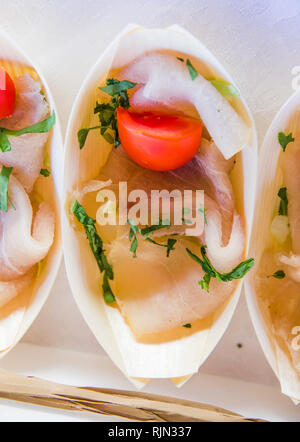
0, 29, 62, 355
245, 89, 300, 403
63, 24, 257, 387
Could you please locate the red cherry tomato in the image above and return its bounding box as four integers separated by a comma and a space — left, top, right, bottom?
0, 68, 16, 119
117, 108, 202, 171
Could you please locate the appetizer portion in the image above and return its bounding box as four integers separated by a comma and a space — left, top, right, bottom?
254, 107, 300, 396
64, 25, 257, 381
0, 66, 55, 309
72, 53, 253, 338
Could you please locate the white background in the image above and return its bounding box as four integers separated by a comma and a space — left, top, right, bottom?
0, 0, 300, 420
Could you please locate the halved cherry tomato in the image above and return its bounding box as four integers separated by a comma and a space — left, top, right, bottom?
117, 108, 202, 171
0, 67, 16, 119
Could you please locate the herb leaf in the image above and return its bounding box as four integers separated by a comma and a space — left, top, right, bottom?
186, 59, 198, 81
0, 166, 13, 212
0, 112, 56, 153
183, 323, 192, 328
127, 219, 176, 258
0, 130, 11, 152
278, 132, 295, 152
78, 78, 136, 150
2, 112, 56, 137
78, 127, 99, 150
209, 79, 240, 98
186, 245, 254, 292
102, 272, 116, 304
268, 270, 286, 279
166, 238, 177, 257
182, 57, 239, 99
72, 201, 115, 303
99, 79, 136, 97
40, 168, 51, 177
221, 259, 255, 281
278, 187, 288, 216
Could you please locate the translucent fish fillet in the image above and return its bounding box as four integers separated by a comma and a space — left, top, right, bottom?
119, 53, 251, 159
98, 141, 244, 274
0, 74, 49, 192
108, 236, 237, 336
169, 139, 235, 243
281, 136, 300, 254
0, 174, 55, 281
255, 250, 300, 377
0, 269, 35, 309
278, 111, 300, 280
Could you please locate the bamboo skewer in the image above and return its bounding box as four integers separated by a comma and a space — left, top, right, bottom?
0, 369, 265, 422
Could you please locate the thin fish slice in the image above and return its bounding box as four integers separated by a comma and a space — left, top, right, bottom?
97, 140, 244, 273
0, 174, 54, 281
0, 269, 35, 309
0, 74, 49, 192
109, 237, 236, 336
278, 110, 300, 280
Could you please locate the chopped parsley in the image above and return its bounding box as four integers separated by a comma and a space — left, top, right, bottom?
183, 58, 239, 98
40, 168, 51, 177
183, 323, 192, 328
278, 187, 288, 216
278, 132, 295, 152
127, 219, 177, 258
0, 166, 13, 212
0, 112, 56, 153
268, 270, 286, 280
72, 201, 115, 304
78, 78, 136, 150
186, 245, 254, 292
186, 59, 198, 81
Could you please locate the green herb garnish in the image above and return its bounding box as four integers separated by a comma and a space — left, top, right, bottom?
0, 112, 56, 153
278, 187, 288, 216
278, 132, 295, 152
186, 59, 198, 81
186, 245, 254, 292
72, 201, 115, 303
268, 270, 286, 280
127, 219, 177, 258
40, 168, 51, 177
78, 79, 136, 150
209, 79, 240, 98
183, 323, 192, 328
182, 57, 239, 98
78, 126, 99, 150
0, 166, 13, 212
0, 130, 11, 152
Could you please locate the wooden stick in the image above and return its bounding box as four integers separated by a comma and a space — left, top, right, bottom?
0, 369, 265, 422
